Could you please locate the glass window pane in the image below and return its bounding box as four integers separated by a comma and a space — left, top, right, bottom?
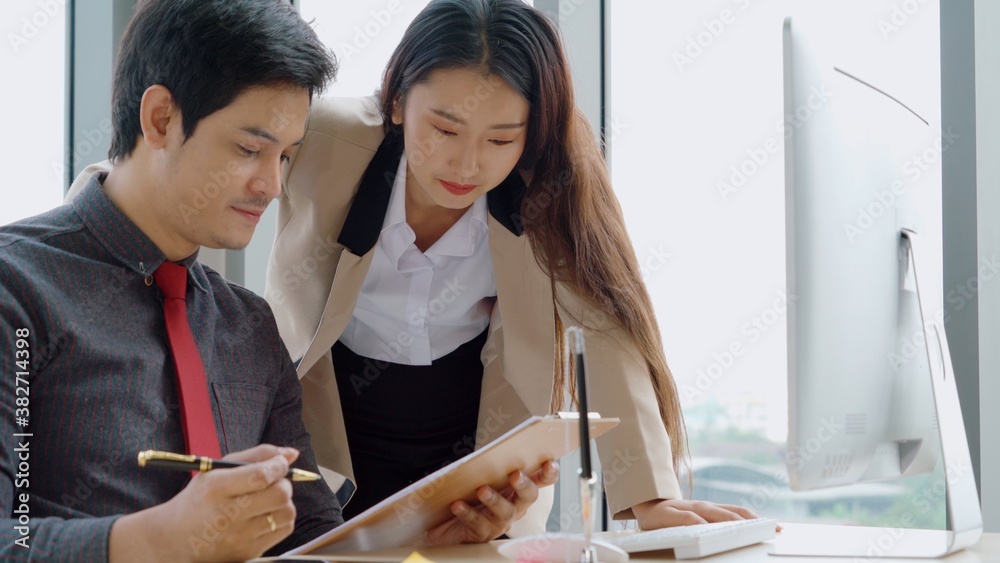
299, 1, 434, 97
1, 2, 67, 225
609, 0, 943, 527
299, 0, 533, 97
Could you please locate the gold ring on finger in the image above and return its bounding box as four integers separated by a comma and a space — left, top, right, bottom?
266, 513, 277, 533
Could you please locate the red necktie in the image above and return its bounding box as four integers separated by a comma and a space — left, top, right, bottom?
154, 262, 222, 458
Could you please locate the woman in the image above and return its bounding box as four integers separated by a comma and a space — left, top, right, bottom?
267, 0, 757, 537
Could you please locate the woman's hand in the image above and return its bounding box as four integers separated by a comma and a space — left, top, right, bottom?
424, 460, 560, 545
632, 498, 759, 529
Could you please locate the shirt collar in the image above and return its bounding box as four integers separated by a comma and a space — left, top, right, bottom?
379, 155, 489, 270
430, 195, 488, 258
74, 172, 206, 292
381, 155, 410, 233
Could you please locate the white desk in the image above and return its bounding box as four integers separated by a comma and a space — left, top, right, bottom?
279, 524, 1000, 562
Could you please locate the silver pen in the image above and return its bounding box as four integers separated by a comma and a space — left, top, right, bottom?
567, 326, 598, 563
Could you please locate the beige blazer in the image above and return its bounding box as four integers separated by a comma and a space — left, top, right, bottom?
268, 96, 682, 524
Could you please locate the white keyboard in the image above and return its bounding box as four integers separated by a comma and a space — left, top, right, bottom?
602, 517, 778, 559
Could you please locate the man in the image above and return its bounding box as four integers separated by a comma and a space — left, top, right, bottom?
1, 1, 549, 561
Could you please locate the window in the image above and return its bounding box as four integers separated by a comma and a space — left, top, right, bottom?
299, 0, 534, 97
298, 1, 435, 97
1, 2, 67, 225
608, 0, 944, 528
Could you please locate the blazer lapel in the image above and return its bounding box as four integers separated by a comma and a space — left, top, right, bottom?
338, 135, 404, 255
486, 170, 556, 414
488, 215, 556, 414
296, 137, 404, 376
487, 168, 527, 236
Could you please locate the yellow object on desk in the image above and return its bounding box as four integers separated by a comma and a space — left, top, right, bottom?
401, 553, 438, 563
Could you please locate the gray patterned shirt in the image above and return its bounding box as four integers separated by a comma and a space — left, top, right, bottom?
0, 173, 342, 561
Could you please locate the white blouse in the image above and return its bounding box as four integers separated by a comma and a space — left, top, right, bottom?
338, 155, 497, 366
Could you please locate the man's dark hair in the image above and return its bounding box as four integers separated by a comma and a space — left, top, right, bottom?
109, 0, 337, 162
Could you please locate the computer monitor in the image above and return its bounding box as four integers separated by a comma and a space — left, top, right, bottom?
780, 16, 981, 558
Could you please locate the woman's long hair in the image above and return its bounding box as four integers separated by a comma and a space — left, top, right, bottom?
379, 0, 688, 473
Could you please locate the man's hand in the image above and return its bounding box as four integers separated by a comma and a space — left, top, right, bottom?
632, 498, 758, 528
425, 460, 559, 545
109, 444, 300, 563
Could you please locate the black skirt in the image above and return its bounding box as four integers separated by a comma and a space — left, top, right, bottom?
332, 328, 488, 519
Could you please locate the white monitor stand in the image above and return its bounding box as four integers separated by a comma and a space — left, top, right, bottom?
772, 230, 983, 557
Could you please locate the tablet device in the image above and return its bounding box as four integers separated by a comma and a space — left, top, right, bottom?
285, 414, 619, 556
